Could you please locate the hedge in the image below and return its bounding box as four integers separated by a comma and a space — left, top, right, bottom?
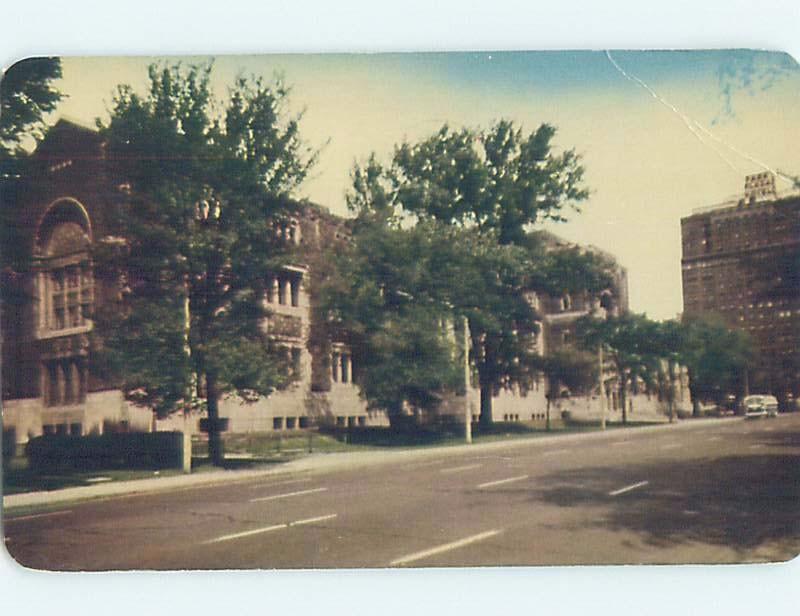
25, 431, 184, 471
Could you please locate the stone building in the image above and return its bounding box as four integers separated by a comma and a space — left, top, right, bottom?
2, 120, 683, 449
681, 173, 800, 399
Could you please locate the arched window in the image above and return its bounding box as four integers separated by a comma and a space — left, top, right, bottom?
34, 199, 93, 407
35, 199, 93, 336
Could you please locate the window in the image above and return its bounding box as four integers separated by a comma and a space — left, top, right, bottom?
331, 352, 340, 382
278, 277, 287, 305
340, 354, 349, 383
290, 276, 300, 307
273, 417, 284, 430
291, 347, 302, 378
286, 417, 297, 430
44, 359, 86, 407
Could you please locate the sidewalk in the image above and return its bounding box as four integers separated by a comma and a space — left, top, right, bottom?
3, 416, 735, 511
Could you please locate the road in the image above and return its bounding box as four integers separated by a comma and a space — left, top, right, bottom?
4, 414, 800, 570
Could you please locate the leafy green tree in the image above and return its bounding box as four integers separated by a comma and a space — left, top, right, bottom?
1, 57, 64, 274
1, 57, 63, 154
651, 319, 685, 422
535, 348, 597, 430
679, 314, 753, 413
95, 63, 316, 465
576, 313, 664, 424
319, 219, 463, 426
390, 120, 588, 244
347, 119, 598, 427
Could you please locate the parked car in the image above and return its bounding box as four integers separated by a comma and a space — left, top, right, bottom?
742, 395, 779, 419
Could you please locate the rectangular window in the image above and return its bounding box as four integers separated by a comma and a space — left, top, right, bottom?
331, 353, 339, 382
291, 347, 302, 378
298, 417, 310, 429
340, 354, 349, 383
286, 417, 297, 430
278, 277, 287, 305
49, 264, 92, 331
290, 276, 300, 307
273, 417, 284, 430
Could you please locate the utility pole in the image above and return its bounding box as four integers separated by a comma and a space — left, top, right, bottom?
599, 344, 606, 431
464, 315, 472, 444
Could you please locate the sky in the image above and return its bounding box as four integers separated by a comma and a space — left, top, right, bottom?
41, 51, 800, 320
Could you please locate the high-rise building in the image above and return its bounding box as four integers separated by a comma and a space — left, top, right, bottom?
680, 173, 800, 400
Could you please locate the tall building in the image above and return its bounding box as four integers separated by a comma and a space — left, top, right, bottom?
680, 173, 800, 399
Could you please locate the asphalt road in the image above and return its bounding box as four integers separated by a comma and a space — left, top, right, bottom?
4, 414, 800, 570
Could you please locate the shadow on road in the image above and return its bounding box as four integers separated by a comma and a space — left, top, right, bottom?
529, 428, 800, 556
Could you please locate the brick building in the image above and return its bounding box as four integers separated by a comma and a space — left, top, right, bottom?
681, 173, 800, 399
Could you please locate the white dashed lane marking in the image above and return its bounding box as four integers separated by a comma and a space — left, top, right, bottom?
477, 475, 529, 489
202, 513, 338, 544
541, 448, 570, 457
440, 464, 482, 474
250, 487, 328, 503
4, 510, 74, 522
389, 529, 503, 566
249, 478, 312, 490
608, 480, 649, 496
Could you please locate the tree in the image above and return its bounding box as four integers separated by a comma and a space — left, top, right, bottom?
1, 58, 64, 273
1, 57, 63, 155
347, 119, 596, 427
319, 218, 464, 427
651, 320, 685, 422
576, 313, 664, 425
679, 314, 753, 414
535, 348, 597, 430
95, 63, 317, 465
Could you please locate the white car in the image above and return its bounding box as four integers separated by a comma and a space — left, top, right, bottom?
742, 395, 779, 419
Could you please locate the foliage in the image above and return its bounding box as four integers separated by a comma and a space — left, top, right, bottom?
95, 63, 316, 463
319, 219, 463, 423
537, 347, 598, 398
679, 314, 753, 406
344, 119, 602, 426
576, 313, 666, 423
350, 120, 589, 245
1, 57, 63, 273
0, 57, 63, 155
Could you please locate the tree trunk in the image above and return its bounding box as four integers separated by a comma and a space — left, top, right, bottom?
545, 396, 552, 432
206, 372, 224, 466
687, 367, 700, 417
618, 368, 628, 425
667, 360, 676, 423
479, 384, 493, 430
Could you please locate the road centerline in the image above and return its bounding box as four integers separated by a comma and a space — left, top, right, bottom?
477, 475, 529, 489
250, 487, 328, 503
608, 480, 649, 496
389, 529, 503, 566
440, 463, 482, 474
